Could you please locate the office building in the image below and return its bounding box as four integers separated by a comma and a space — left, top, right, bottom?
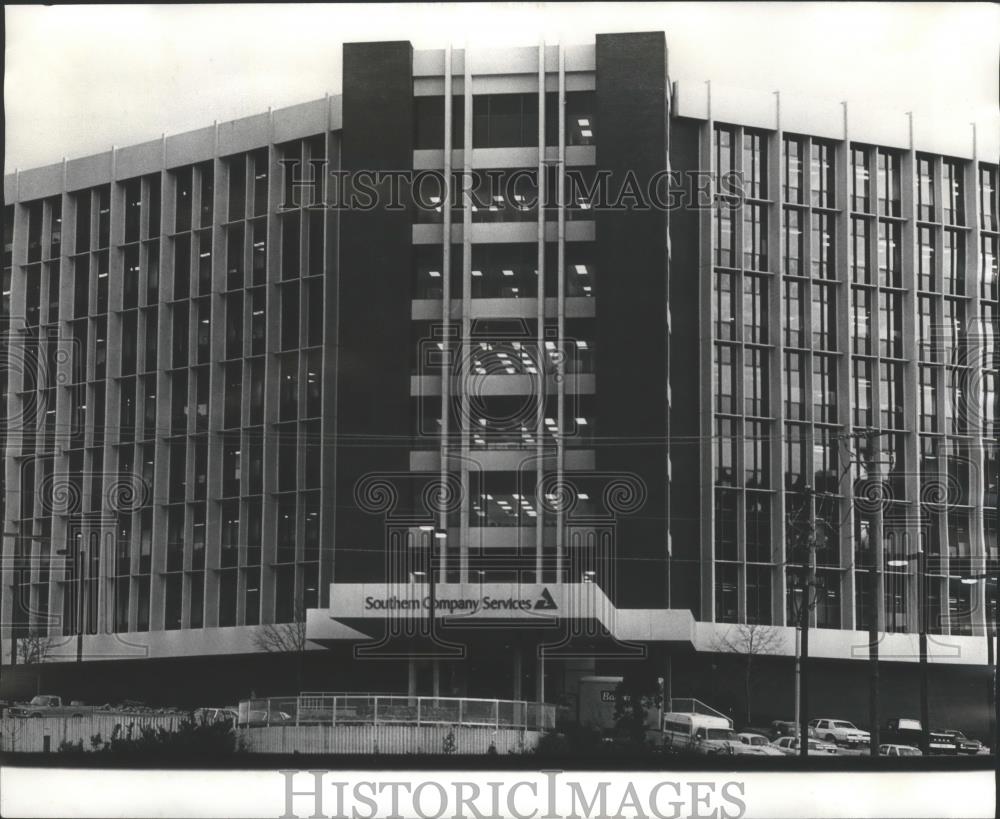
2, 33, 998, 726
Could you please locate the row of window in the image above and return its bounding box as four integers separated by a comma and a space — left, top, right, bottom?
414, 92, 594, 150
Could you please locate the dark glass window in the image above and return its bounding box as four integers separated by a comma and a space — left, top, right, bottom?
473, 93, 538, 148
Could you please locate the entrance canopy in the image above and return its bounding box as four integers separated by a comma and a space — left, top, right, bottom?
306, 582, 696, 645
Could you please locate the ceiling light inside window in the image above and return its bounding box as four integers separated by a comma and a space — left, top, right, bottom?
575, 265, 588, 276
428, 270, 441, 277
472, 269, 482, 277
578, 118, 591, 127
581, 129, 593, 138
502, 269, 515, 277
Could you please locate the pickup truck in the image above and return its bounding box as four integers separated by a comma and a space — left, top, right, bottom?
882, 717, 958, 755
9, 695, 89, 717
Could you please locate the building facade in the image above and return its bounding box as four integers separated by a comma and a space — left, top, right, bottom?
2, 33, 998, 726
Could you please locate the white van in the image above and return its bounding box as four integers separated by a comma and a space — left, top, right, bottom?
657, 712, 751, 755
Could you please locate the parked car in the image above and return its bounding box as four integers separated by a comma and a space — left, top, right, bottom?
736, 732, 784, 756
768, 720, 819, 741
244, 708, 293, 726
770, 736, 839, 756
883, 718, 959, 755
809, 718, 871, 748
194, 707, 238, 726
879, 744, 922, 757
8, 695, 89, 718
940, 730, 986, 755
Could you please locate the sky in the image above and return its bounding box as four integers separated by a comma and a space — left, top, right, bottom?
4, 2, 999, 173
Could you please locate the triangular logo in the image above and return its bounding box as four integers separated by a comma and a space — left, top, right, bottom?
534, 587, 557, 610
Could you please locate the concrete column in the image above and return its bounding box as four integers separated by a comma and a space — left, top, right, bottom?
407, 658, 417, 698
512, 641, 523, 700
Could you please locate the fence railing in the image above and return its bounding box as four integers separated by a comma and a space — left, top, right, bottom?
239, 694, 556, 731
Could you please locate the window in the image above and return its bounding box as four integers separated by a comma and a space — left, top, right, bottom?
174, 166, 192, 234
879, 361, 904, 429
853, 358, 873, 427
470, 244, 537, 299
746, 493, 772, 563
850, 217, 870, 283
714, 343, 736, 414
784, 351, 805, 420
784, 208, 803, 275
714, 418, 737, 485
280, 281, 300, 351
943, 229, 965, 295
746, 563, 772, 624
783, 279, 805, 348
813, 354, 837, 423
715, 565, 739, 624
982, 235, 999, 300
744, 347, 769, 417
919, 365, 937, 432
942, 298, 966, 362
877, 220, 901, 288
172, 233, 190, 300
198, 162, 214, 228
414, 95, 465, 150
473, 94, 538, 149
744, 420, 770, 487
918, 295, 936, 362
815, 571, 841, 628
784, 137, 803, 204
943, 159, 964, 226
812, 282, 837, 351
714, 489, 738, 558
877, 150, 900, 217
980, 164, 998, 231
743, 132, 767, 199
558, 92, 596, 147
715, 271, 736, 339
743, 274, 768, 344
917, 226, 936, 291
878, 291, 903, 358
279, 353, 299, 421
75, 190, 91, 253
715, 201, 735, 267
744, 203, 767, 271
716, 126, 735, 189
851, 147, 870, 212
251, 149, 269, 218
917, 156, 935, 221
810, 141, 834, 208
810, 212, 834, 279
124, 178, 142, 243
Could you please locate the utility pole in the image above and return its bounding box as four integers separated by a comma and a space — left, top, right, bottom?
868, 557, 880, 756
918, 549, 929, 753
798, 514, 816, 760
789, 485, 819, 760
840, 428, 888, 756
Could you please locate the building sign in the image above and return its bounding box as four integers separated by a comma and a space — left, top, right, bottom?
328, 582, 598, 621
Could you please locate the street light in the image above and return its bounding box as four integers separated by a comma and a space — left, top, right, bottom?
886, 549, 929, 752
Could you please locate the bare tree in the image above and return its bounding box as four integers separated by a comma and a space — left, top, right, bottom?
252, 602, 309, 692
713, 623, 785, 726
16, 631, 57, 696
17, 632, 55, 666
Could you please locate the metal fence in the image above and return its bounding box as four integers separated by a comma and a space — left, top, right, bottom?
239, 694, 556, 731
0, 714, 183, 753
238, 724, 540, 755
